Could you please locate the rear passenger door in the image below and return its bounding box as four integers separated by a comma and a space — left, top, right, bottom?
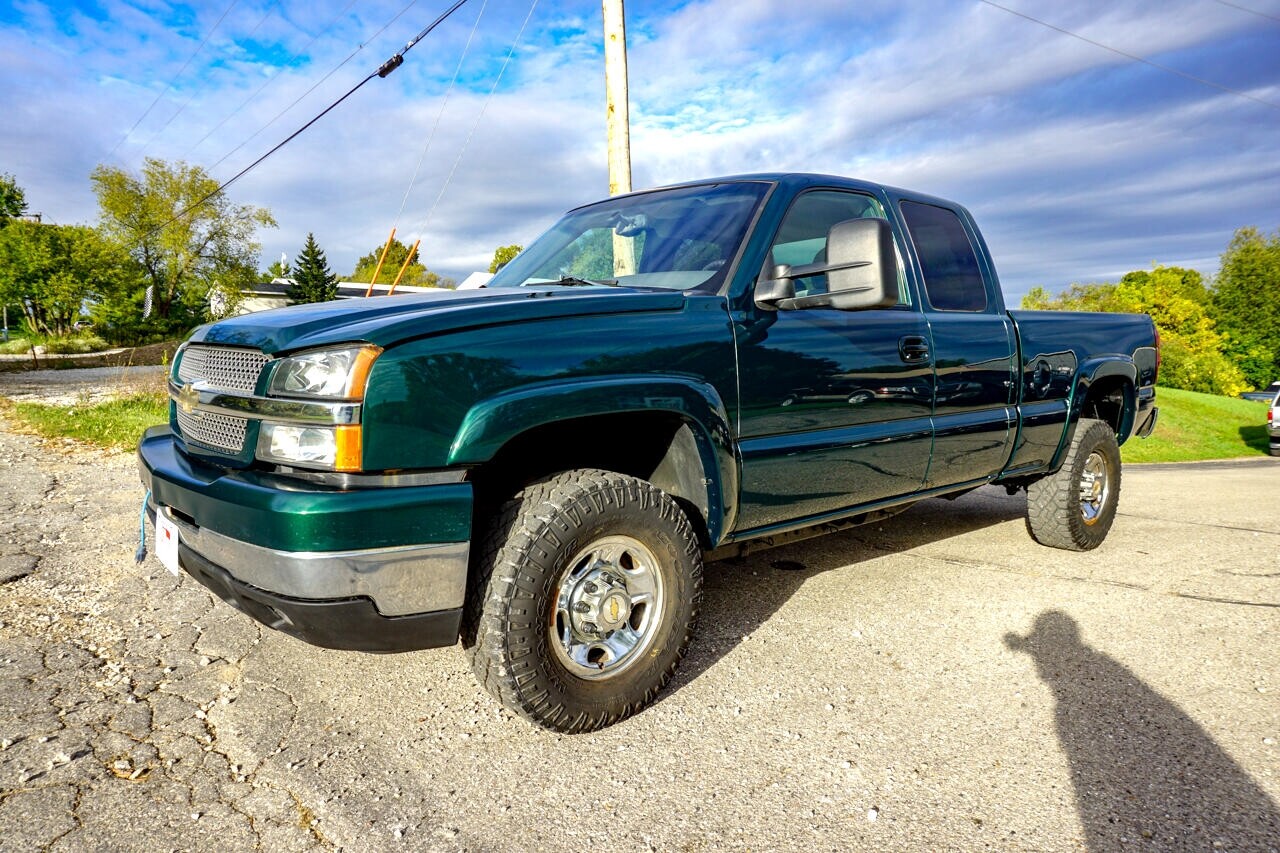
899, 200, 1017, 488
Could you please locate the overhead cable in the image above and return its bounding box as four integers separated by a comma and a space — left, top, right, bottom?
418, 0, 540, 233
141, 0, 286, 153
185, 0, 360, 157
107, 0, 243, 160
146, 0, 473, 239
394, 0, 491, 227
978, 0, 1280, 112
1212, 0, 1280, 25
209, 0, 433, 172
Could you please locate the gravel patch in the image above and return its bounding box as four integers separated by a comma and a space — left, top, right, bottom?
0, 366, 168, 406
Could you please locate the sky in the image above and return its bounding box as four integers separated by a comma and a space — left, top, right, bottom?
1, 0, 1277, 302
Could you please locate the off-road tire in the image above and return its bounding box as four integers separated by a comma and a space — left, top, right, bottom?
1026, 417, 1121, 551
462, 469, 703, 733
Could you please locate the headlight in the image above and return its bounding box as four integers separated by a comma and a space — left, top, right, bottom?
269, 345, 381, 399
258, 344, 379, 471
256, 423, 362, 470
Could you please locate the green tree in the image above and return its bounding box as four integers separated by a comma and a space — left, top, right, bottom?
352, 238, 453, 288
0, 221, 141, 336
287, 234, 338, 305
488, 244, 522, 273
1022, 265, 1246, 396
1212, 227, 1280, 389
91, 158, 274, 337
0, 173, 28, 225
1021, 281, 1121, 312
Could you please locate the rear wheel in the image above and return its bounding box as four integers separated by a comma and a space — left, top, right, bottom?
1026, 417, 1121, 551
464, 469, 702, 733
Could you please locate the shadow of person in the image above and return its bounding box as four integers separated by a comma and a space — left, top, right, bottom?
1006, 611, 1280, 851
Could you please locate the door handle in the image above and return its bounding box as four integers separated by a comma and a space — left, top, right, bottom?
899, 335, 930, 364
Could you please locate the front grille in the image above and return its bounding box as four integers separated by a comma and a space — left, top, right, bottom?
176, 407, 249, 454
178, 345, 270, 393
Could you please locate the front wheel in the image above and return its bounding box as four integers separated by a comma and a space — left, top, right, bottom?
1026, 417, 1121, 551
464, 470, 703, 732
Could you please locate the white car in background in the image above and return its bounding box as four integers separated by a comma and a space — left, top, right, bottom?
1269, 388, 1280, 457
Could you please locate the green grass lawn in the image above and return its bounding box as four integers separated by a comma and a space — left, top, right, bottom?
1122, 386, 1271, 463
6, 393, 169, 451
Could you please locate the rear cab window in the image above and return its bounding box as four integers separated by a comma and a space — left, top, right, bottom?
899, 200, 990, 312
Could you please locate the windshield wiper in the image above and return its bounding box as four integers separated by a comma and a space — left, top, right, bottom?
556, 275, 619, 287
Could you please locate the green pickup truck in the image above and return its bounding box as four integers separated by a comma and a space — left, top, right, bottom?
138, 173, 1158, 732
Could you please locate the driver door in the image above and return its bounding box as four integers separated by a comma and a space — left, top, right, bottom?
734, 190, 934, 532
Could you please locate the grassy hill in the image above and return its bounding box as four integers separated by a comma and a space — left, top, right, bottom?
1122, 386, 1271, 463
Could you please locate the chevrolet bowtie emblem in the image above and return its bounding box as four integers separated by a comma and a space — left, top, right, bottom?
177, 382, 200, 414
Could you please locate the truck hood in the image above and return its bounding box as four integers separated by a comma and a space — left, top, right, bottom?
193, 286, 688, 354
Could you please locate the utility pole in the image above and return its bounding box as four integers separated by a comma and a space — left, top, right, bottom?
602, 0, 634, 274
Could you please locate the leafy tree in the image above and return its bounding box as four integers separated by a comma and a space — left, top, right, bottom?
489, 244, 522, 273
287, 234, 338, 305
352, 238, 453, 288
0, 221, 141, 336
91, 158, 274, 337
1212, 227, 1280, 389
0, 173, 27, 225
1021, 282, 1121, 313
1021, 265, 1246, 396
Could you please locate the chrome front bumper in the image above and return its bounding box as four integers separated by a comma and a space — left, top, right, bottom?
154, 504, 469, 617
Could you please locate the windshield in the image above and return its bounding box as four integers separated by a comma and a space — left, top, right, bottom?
487, 182, 770, 291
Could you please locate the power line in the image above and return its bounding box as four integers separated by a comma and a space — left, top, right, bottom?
141, 0, 286, 153
107, 0, 243, 160
208, 0, 429, 172
1212, 0, 1280, 25
417, 0, 540, 234
184, 0, 361, 157
977, 0, 1280, 112
146, 0, 474, 240
394, 0, 490, 227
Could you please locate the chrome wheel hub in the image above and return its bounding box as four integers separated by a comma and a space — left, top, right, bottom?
551, 535, 664, 679
568, 570, 633, 637
1079, 450, 1110, 525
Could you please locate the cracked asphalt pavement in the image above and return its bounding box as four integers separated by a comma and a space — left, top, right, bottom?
1, 371, 1277, 851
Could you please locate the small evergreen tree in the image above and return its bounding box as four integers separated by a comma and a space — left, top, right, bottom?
287, 233, 338, 305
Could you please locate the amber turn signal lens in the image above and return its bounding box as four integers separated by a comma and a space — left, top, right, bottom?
334, 425, 363, 472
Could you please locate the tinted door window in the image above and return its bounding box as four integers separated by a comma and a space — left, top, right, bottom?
900, 201, 987, 312
768, 191, 906, 302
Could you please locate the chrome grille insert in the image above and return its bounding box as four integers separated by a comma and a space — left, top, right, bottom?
176, 407, 249, 454
178, 345, 270, 393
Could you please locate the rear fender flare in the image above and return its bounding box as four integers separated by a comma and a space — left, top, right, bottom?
1064, 357, 1137, 452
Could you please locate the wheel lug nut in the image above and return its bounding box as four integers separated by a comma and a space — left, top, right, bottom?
573, 602, 590, 613
582, 621, 598, 633
584, 582, 598, 593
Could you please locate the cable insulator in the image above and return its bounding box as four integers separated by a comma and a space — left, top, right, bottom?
378, 54, 404, 78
